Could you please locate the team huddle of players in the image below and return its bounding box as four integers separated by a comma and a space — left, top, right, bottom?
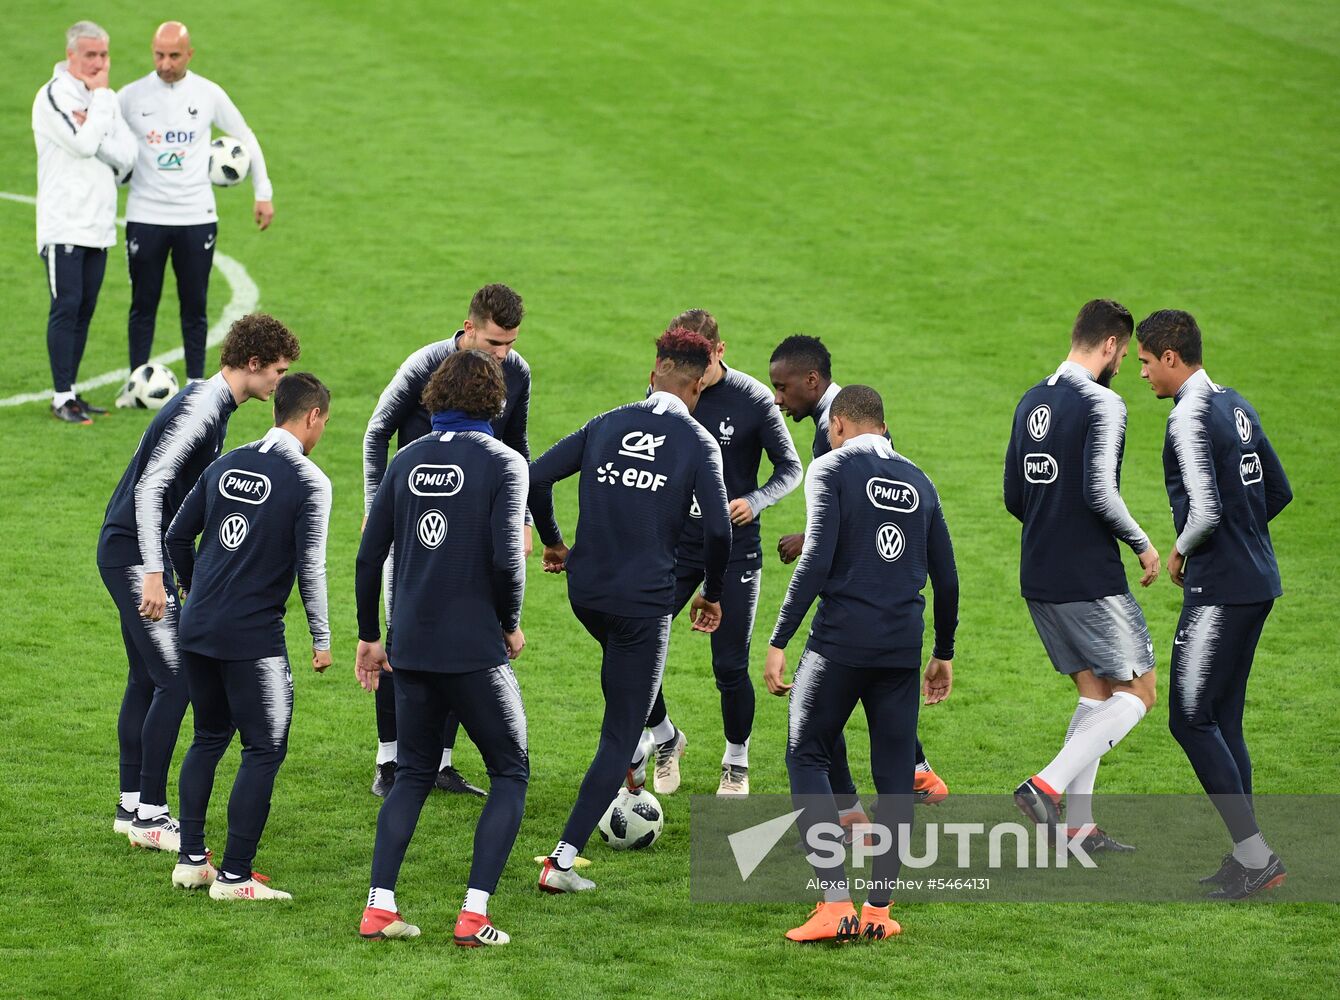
94, 288, 1291, 947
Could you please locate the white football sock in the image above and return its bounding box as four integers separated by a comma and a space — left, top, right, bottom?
722, 740, 749, 767
440, 747, 453, 769
463, 888, 490, 916
368, 886, 397, 912
629, 731, 652, 768
915, 759, 933, 774
1232, 833, 1272, 868
137, 802, 168, 821
376, 741, 397, 765
1036, 692, 1146, 793
551, 841, 578, 871
52, 390, 76, 408
1062, 697, 1103, 829
650, 717, 677, 745
119, 791, 140, 813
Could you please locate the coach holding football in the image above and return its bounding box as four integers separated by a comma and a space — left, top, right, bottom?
117, 21, 273, 395
31, 21, 136, 424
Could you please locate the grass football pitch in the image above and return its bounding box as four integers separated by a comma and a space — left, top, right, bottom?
0, 2, 1336, 997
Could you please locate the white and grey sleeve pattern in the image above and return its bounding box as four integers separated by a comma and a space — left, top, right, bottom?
1169, 392, 1221, 556
737, 373, 803, 516
295, 461, 333, 650
1079, 386, 1149, 553
770, 453, 841, 649
362, 344, 443, 512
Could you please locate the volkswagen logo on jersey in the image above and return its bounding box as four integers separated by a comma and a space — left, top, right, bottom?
417, 510, 447, 549
408, 464, 464, 497
876, 522, 905, 562
218, 470, 272, 505
866, 478, 920, 512
219, 513, 249, 550
619, 431, 665, 461
1027, 405, 1051, 441
1234, 407, 1253, 444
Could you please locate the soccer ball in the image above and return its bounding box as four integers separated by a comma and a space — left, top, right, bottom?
208, 136, 250, 187
597, 788, 664, 850
121, 364, 179, 409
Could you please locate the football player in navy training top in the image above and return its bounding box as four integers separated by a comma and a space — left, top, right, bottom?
165, 373, 332, 901
765, 385, 958, 943
1136, 310, 1293, 899
98, 313, 299, 855
355, 350, 530, 946
769, 334, 950, 815
1006, 301, 1161, 853
361, 283, 531, 799
530, 328, 731, 893
642, 309, 802, 798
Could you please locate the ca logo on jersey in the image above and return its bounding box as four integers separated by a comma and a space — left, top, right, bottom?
219, 470, 271, 505
417, 510, 447, 549
156, 151, 185, 171
1027, 405, 1051, 441
1234, 407, 1252, 444
867, 478, 919, 512
219, 513, 249, 550
1024, 453, 1058, 484
409, 464, 464, 497
876, 522, 905, 562
619, 431, 665, 462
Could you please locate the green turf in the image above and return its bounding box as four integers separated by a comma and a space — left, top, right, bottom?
1, 1, 1337, 997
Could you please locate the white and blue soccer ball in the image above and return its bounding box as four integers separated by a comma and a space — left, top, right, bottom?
122, 363, 179, 409
208, 136, 251, 187
598, 788, 665, 850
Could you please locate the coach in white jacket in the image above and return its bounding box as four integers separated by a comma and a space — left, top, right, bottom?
118, 21, 274, 390
32, 21, 136, 424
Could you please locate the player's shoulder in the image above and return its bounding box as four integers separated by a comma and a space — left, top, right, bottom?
721, 365, 775, 408
470, 432, 529, 475
116, 72, 157, 102
503, 348, 531, 378
403, 337, 456, 373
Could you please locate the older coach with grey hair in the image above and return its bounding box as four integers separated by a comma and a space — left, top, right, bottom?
31, 20, 136, 424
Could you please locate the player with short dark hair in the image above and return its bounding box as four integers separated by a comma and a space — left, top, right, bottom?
165, 372, 332, 900
362, 283, 531, 799
769, 334, 949, 812
765, 384, 958, 943
355, 350, 529, 945
1006, 300, 1160, 852
98, 313, 297, 854
1136, 309, 1292, 899
642, 309, 802, 797
532, 328, 731, 893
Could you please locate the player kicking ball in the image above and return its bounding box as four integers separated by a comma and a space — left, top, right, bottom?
765, 386, 958, 942
355, 351, 530, 944
164, 374, 332, 899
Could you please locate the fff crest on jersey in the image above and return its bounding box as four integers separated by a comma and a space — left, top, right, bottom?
219, 513, 249, 550
409, 464, 464, 497
1234, 407, 1253, 444
417, 510, 447, 549
219, 470, 272, 505
876, 522, 905, 562
1027, 404, 1051, 441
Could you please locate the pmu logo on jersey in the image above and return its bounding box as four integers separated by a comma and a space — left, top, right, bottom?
876, 523, 905, 562
619, 431, 665, 462
1024, 453, 1058, 484
408, 464, 464, 497
1234, 407, 1253, 444
218, 470, 271, 505
867, 478, 919, 512
156, 151, 185, 171
1027, 405, 1051, 441
219, 513, 249, 550
417, 510, 447, 549
1239, 452, 1262, 485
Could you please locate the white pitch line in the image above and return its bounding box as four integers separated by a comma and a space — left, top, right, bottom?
0, 190, 259, 406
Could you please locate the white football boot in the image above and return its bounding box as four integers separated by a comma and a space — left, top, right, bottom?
172, 860, 218, 889
209, 876, 293, 901
537, 858, 596, 893
128, 814, 181, 853
653, 729, 688, 794
717, 764, 750, 797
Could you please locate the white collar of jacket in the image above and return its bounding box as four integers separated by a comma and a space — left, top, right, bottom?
841, 432, 895, 457
152, 69, 193, 90
647, 390, 690, 417
260, 426, 304, 455
1175, 368, 1217, 401
1055, 359, 1096, 382
817, 381, 841, 413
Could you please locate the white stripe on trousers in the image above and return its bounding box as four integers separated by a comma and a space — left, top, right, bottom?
46, 245, 57, 298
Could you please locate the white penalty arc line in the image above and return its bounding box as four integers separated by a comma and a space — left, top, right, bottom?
0, 190, 259, 406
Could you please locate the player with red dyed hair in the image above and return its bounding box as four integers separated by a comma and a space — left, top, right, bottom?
528, 328, 733, 892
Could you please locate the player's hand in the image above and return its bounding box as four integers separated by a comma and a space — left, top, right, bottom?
728, 498, 755, 527
72, 108, 88, 126
1137, 544, 1161, 587
1168, 547, 1186, 588
764, 645, 792, 695
689, 595, 722, 633
355, 639, 390, 691
523, 524, 534, 558
312, 648, 332, 673
139, 572, 167, 621
542, 542, 569, 573
923, 657, 953, 705
777, 533, 804, 564
504, 628, 525, 660
254, 201, 274, 231
83, 63, 110, 90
